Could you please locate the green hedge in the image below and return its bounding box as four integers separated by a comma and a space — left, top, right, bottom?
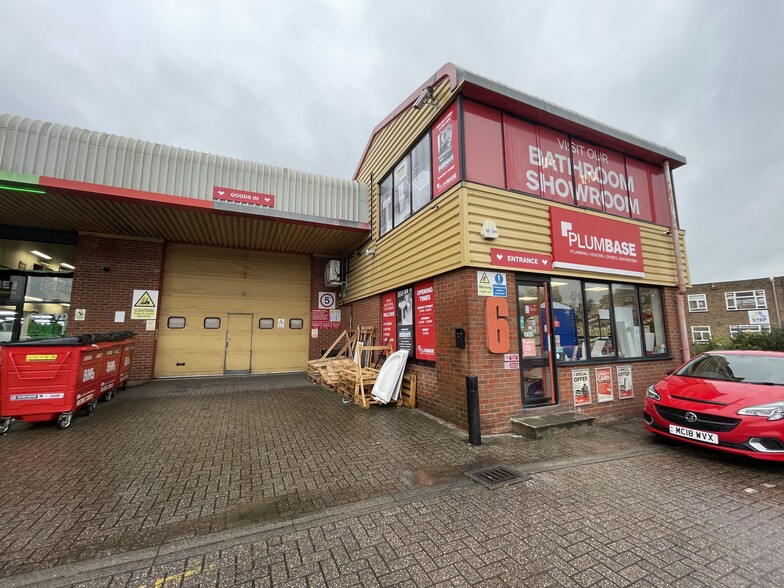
694, 327, 784, 352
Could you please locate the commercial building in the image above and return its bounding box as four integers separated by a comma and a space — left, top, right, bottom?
686, 276, 783, 345
1, 63, 691, 434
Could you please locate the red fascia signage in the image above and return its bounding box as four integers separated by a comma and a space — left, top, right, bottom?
490, 248, 552, 270
212, 186, 275, 207
550, 207, 644, 277
414, 279, 436, 361
432, 103, 461, 197
381, 292, 397, 352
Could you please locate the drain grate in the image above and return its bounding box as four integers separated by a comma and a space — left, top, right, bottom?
465, 465, 525, 489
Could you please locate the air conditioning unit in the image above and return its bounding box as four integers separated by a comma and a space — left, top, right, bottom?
324, 259, 342, 287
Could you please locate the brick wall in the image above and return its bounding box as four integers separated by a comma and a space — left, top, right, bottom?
685, 276, 784, 344
342, 269, 686, 435
69, 235, 164, 382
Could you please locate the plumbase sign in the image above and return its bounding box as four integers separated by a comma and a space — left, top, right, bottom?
550, 207, 644, 277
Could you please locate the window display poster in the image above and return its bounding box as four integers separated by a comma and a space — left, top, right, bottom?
396, 287, 414, 353
414, 279, 436, 361
572, 369, 591, 406
381, 292, 397, 351
432, 102, 460, 197
595, 367, 613, 403
617, 365, 633, 399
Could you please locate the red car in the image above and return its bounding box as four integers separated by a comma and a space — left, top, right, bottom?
644, 350, 784, 461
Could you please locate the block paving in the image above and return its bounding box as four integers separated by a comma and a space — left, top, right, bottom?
0, 374, 782, 586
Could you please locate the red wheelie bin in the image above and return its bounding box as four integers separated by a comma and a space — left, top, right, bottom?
114, 333, 136, 392
0, 336, 104, 433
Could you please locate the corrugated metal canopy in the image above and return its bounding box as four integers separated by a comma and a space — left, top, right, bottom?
0, 184, 369, 256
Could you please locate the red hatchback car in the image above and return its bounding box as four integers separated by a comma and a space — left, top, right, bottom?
644, 350, 784, 461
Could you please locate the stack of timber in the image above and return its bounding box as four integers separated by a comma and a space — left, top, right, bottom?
309, 331, 418, 409
307, 327, 375, 384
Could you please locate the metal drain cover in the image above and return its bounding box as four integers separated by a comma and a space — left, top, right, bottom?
465, 465, 525, 489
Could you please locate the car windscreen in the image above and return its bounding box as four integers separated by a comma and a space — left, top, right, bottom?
676, 353, 784, 385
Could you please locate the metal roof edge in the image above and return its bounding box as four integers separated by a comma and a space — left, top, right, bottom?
453, 65, 687, 166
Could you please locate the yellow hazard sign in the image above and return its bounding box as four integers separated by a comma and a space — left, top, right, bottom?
131, 289, 159, 320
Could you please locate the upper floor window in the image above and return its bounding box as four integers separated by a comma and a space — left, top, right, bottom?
687, 294, 707, 312
725, 290, 766, 311
379, 134, 432, 237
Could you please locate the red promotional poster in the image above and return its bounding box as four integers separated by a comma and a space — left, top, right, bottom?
414, 279, 436, 361
572, 369, 591, 406
617, 365, 634, 399
550, 207, 644, 277
490, 247, 552, 271
595, 367, 614, 403
432, 103, 460, 197
381, 292, 397, 352
213, 186, 275, 207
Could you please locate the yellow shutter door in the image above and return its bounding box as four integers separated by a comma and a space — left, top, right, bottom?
155, 244, 310, 378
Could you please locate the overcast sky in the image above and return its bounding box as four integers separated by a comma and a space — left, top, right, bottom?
1, 0, 781, 284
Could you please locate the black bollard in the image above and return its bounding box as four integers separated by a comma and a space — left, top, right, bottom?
466, 375, 481, 445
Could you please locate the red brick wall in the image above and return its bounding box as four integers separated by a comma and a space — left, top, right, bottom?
69, 235, 164, 382
345, 269, 686, 434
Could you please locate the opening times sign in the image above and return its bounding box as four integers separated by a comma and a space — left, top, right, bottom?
381, 280, 437, 361
415, 279, 436, 361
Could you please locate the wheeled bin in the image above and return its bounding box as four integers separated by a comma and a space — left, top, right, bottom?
114, 333, 136, 391
0, 336, 104, 433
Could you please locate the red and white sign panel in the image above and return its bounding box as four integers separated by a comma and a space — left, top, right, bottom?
490, 247, 552, 270
414, 279, 436, 361
550, 207, 644, 277
432, 103, 461, 197
311, 309, 340, 330
213, 186, 275, 207
381, 292, 397, 352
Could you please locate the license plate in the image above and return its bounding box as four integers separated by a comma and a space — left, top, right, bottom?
669, 424, 719, 444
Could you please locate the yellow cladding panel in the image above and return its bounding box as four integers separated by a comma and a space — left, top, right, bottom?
155, 244, 310, 377
344, 188, 464, 301
464, 184, 688, 286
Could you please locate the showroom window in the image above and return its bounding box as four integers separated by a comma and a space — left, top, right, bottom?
688, 294, 707, 312
725, 290, 766, 311
549, 279, 667, 362
691, 326, 711, 343
379, 134, 432, 237
729, 324, 771, 338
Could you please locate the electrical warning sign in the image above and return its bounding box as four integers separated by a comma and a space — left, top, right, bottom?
131, 289, 159, 320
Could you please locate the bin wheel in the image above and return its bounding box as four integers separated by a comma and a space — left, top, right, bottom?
57, 413, 73, 430
84, 400, 97, 416
0, 418, 11, 435
101, 388, 113, 402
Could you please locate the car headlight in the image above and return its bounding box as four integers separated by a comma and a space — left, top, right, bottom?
646, 385, 661, 401
738, 401, 784, 421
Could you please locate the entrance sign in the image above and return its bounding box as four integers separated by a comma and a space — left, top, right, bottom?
572, 369, 591, 406
212, 186, 275, 207
131, 289, 159, 320
550, 207, 644, 277
490, 248, 552, 271
414, 279, 436, 361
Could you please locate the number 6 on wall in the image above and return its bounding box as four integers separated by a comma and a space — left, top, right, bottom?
485, 296, 510, 353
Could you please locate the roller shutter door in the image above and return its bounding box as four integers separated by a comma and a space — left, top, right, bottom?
155, 244, 310, 377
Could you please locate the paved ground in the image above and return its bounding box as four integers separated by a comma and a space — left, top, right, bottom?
1, 374, 783, 587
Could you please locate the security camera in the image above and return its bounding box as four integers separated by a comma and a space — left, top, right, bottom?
413, 86, 436, 110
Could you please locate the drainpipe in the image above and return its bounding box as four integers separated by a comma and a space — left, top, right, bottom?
771, 276, 782, 328
663, 160, 691, 361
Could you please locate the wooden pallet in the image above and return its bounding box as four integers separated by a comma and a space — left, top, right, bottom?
307, 327, 375, 384
397, 373, 417, 409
